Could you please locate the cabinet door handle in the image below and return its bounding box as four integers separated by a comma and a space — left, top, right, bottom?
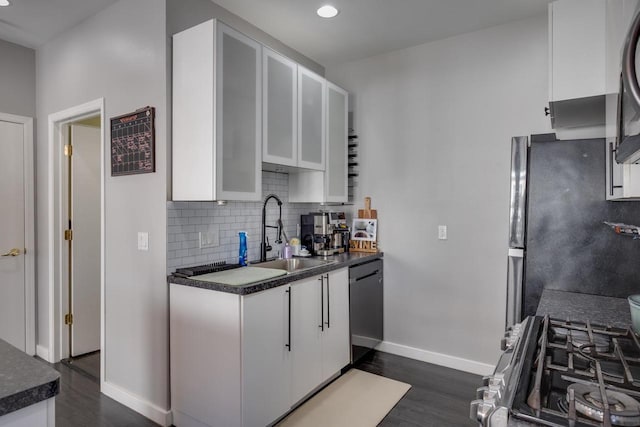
325, 274, 330, 328
285, 287, 291, 351
318, 276, 324, 331
609, 142, 623, 196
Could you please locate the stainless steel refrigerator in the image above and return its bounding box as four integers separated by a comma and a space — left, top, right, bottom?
505, 136, 528, 329
505, 134, 640, 329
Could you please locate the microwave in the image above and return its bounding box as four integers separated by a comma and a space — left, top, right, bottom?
618, 8, 640, 163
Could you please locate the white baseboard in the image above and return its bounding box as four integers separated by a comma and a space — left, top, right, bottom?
36, 345, 50, 362
352, 334, 380, 348
376, 340, 494, 376
102, 381, 172, 426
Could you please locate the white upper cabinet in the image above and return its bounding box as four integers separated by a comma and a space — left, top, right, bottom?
172, 20, 262, 201
325, 82, 349, 203
263, 48, 298, 167
549, 0, 606, 102
298, 67, 326, 170
289, 81, 348, 203
606, 139, 640, 200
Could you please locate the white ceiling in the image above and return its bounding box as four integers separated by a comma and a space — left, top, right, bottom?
212, 0, 552, 66
0, 0, 117, 48
0, 0, 550, 66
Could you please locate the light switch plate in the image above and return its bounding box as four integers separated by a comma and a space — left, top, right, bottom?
138, 232, 149, 251
438, 225, 447, 240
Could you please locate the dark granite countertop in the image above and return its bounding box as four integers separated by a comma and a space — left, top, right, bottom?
0, 339, 60, 417
536, 289, 632, 328
169, 252, 383, 295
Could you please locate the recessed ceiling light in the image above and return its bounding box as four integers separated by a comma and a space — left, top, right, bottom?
317, 5, 339, 18
0, 0, 11, 6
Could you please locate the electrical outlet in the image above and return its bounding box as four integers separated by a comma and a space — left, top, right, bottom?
438, 225, 447, 240
199, 230, 219, 248
138, 232, 149, 251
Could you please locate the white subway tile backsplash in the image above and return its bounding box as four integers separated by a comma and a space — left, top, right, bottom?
166, 171, 328, 274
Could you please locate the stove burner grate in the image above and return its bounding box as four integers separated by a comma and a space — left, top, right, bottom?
568, 384, 640, 426
553, 327, 612, 353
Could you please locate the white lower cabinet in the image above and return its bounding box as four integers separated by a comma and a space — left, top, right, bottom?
321, 269, 350, 378
242, 285, 291, 427
170, 267, 350, 427
0, 399, 55, 427
291, 268, 350, 403
290, 276, 324, 403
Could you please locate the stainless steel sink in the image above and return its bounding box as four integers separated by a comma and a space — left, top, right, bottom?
252, 258, 336, 274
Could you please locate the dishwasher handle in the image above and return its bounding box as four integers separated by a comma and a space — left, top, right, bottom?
349, 269, 380, 284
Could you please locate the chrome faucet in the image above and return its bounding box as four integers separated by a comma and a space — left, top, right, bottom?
261, 194, 283, 262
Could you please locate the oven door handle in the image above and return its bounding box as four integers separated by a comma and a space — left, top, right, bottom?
623, 10, 640, 109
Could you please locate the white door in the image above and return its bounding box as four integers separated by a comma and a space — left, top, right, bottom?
242, 285, 291, 427
297, 67, 326, 170
0, 120, 26, 351
325, 82, 348, 203
216, 22, 262, 201
70, 124, 101, 356
290, 275, 323, 404
321, 269, 350, 380
263, 47, 297, 167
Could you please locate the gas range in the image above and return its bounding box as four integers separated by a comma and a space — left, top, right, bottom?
471, 316, 640, 427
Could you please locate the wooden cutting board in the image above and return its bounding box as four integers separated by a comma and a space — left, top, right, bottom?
194, 267, 287, 286
357, 197, 377, 219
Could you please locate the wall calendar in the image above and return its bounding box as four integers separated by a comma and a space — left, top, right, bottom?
110, 106, 155, 176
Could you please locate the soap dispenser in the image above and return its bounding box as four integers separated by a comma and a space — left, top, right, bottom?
238, 231, 248, 266
283, 242, 292, 259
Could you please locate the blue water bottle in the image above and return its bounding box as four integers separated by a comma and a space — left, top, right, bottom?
238, 231, 248, 266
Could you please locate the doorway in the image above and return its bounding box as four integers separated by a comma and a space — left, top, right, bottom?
60, 119, 101, 379
48, 99, 105, 388
0, 112, 35, 355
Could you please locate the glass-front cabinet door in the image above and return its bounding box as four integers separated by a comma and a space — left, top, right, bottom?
263, 48, 297, 167
172, 20, 262, 201
325, 82, 348, 202
298, 67, 326, 170
216, 23, 262, 201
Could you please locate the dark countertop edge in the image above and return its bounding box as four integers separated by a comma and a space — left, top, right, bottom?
0, 377, 59, 417
168, 252, 383, 295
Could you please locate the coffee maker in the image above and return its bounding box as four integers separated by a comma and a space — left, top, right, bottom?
301, 212, 334, 256
301, 212, 350, 256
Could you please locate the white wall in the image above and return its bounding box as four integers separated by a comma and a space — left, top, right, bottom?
36, 0, 169, 420
326, 14, 552, 370
0, 39, 35, 117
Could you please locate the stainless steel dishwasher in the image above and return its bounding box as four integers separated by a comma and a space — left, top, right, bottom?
349, 259, 383, 364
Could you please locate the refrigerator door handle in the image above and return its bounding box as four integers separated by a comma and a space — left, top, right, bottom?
506, 249, 524, 330
508, 137, 529, 248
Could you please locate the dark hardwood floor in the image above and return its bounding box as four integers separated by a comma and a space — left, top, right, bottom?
48, 358, 160, 427
61, 350, 100, 381
355, 351, 481, 427
47, 350, 480, 426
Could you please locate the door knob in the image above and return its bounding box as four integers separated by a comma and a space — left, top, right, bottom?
1, 248, 21, 257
